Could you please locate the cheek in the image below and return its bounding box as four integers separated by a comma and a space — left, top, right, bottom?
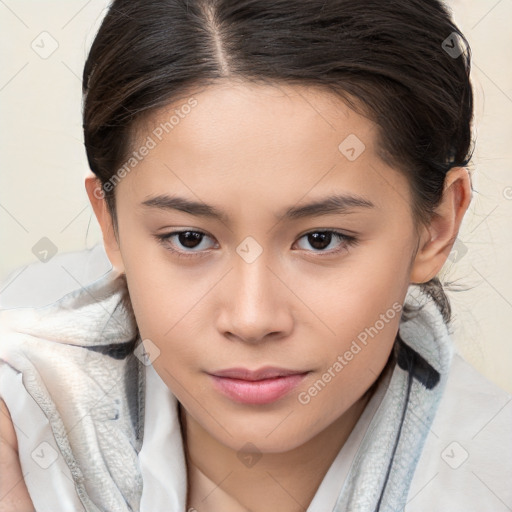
295, 244, 408, 401
120, 235, 201, 334
294, 239, 410, 332
121, 253, 212, 379
125, 274, 203, 363
298, 309, 400, 428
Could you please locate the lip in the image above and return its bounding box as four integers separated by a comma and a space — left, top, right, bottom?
208, 366, 310, 405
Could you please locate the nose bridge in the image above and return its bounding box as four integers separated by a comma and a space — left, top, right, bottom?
219, 247, 292, 343
235, 252, 274, 308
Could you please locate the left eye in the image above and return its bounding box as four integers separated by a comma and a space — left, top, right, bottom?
155, 229, 357, 257
294, 230, 356, 253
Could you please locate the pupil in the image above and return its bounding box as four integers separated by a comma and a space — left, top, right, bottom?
179, 231, 202, 248
309, 232, 331, 250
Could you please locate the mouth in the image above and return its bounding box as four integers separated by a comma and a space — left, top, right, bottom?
207, 366, 310, 405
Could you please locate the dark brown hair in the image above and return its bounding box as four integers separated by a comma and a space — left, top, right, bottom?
82, 0, 474, 324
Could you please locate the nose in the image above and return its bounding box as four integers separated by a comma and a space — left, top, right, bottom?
216, 256, 294, 345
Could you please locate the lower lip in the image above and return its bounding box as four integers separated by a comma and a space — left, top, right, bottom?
209, 373, 308, 405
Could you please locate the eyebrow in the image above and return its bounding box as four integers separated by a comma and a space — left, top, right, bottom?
140, 193, 375, 223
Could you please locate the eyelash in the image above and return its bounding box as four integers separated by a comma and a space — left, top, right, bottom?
155, 229, 359, 259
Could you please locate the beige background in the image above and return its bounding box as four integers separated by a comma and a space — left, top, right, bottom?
1, 1, 511, 392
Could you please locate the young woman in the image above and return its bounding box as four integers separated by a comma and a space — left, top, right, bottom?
1, 1, 510, 511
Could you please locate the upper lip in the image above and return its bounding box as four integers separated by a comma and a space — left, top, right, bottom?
209, 366, 309, 381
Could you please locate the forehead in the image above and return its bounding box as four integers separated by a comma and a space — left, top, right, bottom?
137, 81, 375, 160
118, 81, 411, 218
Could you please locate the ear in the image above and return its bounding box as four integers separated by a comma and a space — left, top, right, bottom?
409, 167, 472, 284
85, 174, 125, 272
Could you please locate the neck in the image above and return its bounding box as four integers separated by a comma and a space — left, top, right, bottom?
179, 385, 376, 512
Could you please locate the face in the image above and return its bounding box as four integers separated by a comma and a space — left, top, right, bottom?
105, 81, 422, 453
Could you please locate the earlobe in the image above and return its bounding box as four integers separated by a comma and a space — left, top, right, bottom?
409, 167, 472, 284
84, 174, 125, 272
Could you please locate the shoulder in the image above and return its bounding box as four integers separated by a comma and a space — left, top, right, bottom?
0, 243, 121, 367
407, 353, 512, 511
0, 255, 145, 511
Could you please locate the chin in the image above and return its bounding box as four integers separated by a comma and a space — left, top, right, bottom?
203, 411, 315, 453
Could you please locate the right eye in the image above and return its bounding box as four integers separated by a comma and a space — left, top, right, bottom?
155, 230, 218, 257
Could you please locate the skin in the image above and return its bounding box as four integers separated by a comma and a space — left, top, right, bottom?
0, 81, 471, 512
0, 400, 34, 512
